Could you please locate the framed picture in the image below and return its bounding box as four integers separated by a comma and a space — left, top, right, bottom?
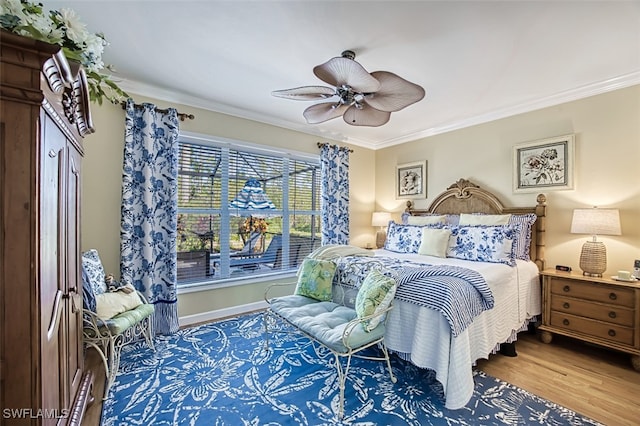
513, 134, 575, 193
396, 161, 427, 199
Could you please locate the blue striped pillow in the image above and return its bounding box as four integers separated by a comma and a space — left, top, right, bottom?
508, 214, 537, 260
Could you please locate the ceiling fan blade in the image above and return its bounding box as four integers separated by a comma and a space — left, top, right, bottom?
364, 71, 425, 112
303, 102, 350, 124
271, 86, 336, 100
313, 57, 381, 93
342, 104, 391, 127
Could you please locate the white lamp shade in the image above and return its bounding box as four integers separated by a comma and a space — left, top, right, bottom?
570, 208, 621, 236
371, 211, 392, 227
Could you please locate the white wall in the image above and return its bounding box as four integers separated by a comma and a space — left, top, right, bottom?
375, 85, 640, 276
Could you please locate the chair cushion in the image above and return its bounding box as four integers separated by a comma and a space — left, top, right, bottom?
96, 285, 144, 320
355, 270, 397, 332
81, 249, 108, 298
269, 295, 385, 353
294, 258, 336, 301
102, 303, 155, 335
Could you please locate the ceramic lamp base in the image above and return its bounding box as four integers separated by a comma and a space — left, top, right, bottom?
375, 229, 387, 249
579, 240, 606, 277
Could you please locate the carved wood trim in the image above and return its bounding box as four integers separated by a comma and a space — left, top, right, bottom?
67, 370, 94, 426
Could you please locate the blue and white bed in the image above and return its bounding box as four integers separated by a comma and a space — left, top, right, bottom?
334, 179, 547, 409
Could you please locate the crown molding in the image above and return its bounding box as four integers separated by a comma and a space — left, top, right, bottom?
120, 70, 640, 151
370, 71, 640, 150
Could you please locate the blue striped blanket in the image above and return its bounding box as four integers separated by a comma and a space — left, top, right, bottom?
333, 256, 494, 336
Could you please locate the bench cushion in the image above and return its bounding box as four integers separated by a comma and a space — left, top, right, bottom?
85, 303, 155, 336
269, 295, 386, 353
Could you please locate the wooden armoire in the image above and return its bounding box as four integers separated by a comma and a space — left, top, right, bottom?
1, 31, 94, 425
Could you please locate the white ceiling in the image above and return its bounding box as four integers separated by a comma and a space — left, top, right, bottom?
51, 1, 640, 149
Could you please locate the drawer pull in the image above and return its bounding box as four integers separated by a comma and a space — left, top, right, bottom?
563, 302, 570, 309
563, 319, 570, 326
608, 311, 617, 319
563, 285, 570, 293
608, 329, 616, 337
609, 292, 617, 301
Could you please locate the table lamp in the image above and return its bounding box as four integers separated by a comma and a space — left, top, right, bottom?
570, 207, 621, 277
371, 212, 392, 248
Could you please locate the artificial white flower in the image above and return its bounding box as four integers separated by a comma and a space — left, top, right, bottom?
1, 0, 27, 20
58, 8, 88, 45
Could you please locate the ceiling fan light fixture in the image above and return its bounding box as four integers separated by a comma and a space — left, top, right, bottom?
273, 50, 425, 127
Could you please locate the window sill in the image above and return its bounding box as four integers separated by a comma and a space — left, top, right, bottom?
176, 270, 297, 295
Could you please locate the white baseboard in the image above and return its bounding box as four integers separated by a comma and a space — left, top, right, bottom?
178, 300, 268, 327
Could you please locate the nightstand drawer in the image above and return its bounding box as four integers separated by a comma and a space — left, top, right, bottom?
550, 278, 635, 308
550, 311, 634, 345
551, 295, 634, 326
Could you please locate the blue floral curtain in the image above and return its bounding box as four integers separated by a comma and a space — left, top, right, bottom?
320, 144, 350, 244
120, 99, 179, 335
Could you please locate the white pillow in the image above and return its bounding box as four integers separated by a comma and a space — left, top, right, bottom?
418, 228, 452, 257
96, 285, 143, 320
406, 215, 447, 226
459, 213, 511, 226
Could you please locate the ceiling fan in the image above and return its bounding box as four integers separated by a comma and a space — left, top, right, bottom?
272, 50, 426, 127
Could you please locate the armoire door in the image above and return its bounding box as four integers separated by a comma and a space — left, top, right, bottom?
40, 110, 84, 423
40, 109, 67, 421
65, 129, 85, 413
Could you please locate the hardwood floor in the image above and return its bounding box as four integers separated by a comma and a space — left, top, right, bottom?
83, 348, 106, 426
477, 331, 640, 426
82, 328, 640, 426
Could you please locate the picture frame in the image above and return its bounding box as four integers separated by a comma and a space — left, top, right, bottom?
396, 161, 427, 199
513, 134, 575, 193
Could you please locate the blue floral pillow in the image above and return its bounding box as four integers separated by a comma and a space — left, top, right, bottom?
81, 249, 108, 297
384, 222, 424, 253
446, 225, 517, 266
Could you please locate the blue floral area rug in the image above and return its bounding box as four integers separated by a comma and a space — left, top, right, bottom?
101, 313, 601, 425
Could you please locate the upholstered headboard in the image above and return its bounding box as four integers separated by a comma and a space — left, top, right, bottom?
404, 178, 547, 270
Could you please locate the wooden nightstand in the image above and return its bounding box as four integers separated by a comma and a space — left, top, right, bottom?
539, 269, 640, 371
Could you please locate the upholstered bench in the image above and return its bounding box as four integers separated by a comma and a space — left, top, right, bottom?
268, 295, 387, 354
263, 258, 397, 419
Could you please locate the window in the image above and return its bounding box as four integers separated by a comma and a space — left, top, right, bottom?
176, 137, 321, 286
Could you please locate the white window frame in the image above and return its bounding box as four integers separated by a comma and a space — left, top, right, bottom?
176, 131, 320, 292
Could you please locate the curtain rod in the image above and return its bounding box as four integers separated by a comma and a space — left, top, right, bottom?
317, 142, 354, 153
120, 101, 195, 121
